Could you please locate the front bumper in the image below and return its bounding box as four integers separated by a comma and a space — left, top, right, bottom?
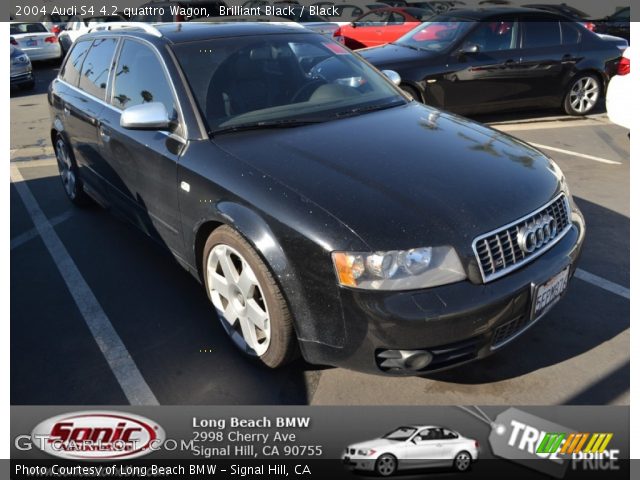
342, 455, 375, 472
299, 211, 585, 375
10, 69, 34, 86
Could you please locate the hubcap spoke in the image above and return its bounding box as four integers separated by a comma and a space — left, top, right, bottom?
246, 299, 268, 331
237, 267, 256, 297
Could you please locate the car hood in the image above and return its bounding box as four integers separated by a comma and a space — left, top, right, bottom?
359, 43, 437, 67
348, 438, 403, 451
213, 102, 560, 256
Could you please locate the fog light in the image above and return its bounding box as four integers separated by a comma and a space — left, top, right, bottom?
377, 349, 433, 371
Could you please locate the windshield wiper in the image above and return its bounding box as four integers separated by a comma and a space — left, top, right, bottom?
211, 119, 324, 135
332, 100, 405, 119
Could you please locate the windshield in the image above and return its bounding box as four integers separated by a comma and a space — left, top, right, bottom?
395, 21, 473, 52
172, 33, 405, 133
383, 427, 417, 441
10, 23, 48, 35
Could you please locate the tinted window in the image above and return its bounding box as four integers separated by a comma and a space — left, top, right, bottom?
60, 40, 92, 86
561, 22, 581, 45
10, 23, 48, 34
78, 38, 117, 99
358, 11, 389, 24
111, 40, 176, 118
464, 21, 517, 52
522, 21, 561, 48
388, 12, 405, 25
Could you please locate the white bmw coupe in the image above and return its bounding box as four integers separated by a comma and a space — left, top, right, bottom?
343, 426, 479, 476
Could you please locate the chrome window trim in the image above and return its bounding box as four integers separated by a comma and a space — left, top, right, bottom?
472, 193, 572, 283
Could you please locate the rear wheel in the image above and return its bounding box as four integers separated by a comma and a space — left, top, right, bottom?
202, 226, 298, 368
563, 73, 601, 115
453, 451, 472, 472
54, 134, 89, 205
375, 454, 397, 477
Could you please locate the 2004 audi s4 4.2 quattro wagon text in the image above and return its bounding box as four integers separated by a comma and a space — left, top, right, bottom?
48, 22, 585, 375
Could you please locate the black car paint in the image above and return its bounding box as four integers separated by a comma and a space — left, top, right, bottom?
49, 24, 585, 374
359, 8, 622, 114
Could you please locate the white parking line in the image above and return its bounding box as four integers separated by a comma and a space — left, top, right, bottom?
575, 269, 630, 300
10, 165, 159, 406
528, 143, 622, 165
11, 210, 74, 250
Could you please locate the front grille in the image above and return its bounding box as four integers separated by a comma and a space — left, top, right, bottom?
492, 315, 529, 348
473, 194, 571, 283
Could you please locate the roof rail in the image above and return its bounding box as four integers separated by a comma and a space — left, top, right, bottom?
87, 22, 163, 37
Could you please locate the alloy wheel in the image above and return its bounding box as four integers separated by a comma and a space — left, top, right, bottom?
569, 76, 599, 114
376, 454, 397, 476
455, 452, 471, 471
55, 138, 76, 199
207, 244, 271, 356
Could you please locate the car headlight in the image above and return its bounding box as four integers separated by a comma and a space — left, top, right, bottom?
332, 246, 466, 290
11, 54, 30, 65
357, 448, 377, 456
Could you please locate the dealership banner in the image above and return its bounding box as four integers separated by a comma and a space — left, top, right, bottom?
9, 406, 629, 479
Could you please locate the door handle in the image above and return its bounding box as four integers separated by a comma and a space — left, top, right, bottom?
562, 54, 578, 63
98, 124, 111, 142
63, 106, 71, 116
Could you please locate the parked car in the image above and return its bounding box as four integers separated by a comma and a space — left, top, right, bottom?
10, 45, 34, 91
49, 23, 584, 374
333, 7, 434, 49
10, 22, 61, 62
360, 8, 623, 116
343, 426, 479, 476
36, 13, 73, 35
58, 15, 126, 54
523, 3, 595, 31
606, 47, 631, 130
594, 7, 630, 42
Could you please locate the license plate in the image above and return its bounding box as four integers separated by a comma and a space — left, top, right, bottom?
532, 267, 570, 319
26, 39, 38, 47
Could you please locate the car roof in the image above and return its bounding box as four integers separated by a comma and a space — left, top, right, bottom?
433, 6, 565, 20
87, 22, 314, 44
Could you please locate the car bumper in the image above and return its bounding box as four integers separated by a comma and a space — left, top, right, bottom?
10, 68, 34, 86
299, 209, 585, 375
22, 45, 61, 61
342, 455, 375, 472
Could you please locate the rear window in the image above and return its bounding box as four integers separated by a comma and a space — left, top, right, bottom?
10, 23, 48, 35
78, 38, 118, 100
522, 21, 561, 48
60, 40, 92, 86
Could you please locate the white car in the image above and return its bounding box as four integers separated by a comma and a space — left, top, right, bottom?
9, 22, 62, 62
58, 15, 126, 54
343, 426, 479, 476
606, 47, 631, 130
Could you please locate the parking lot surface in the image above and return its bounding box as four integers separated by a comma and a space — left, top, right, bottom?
11, 64, 629, 406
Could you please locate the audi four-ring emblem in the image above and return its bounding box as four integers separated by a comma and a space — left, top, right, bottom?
517, 214, 558, 253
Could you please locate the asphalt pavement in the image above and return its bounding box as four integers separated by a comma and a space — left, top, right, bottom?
10, 63, 630, 406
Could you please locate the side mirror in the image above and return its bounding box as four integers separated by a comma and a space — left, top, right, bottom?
382, 69, 401, 86
458, 43, 480, 55
120, 102, 170, 130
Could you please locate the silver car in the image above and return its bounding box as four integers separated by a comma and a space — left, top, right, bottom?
10, 45, 34, 91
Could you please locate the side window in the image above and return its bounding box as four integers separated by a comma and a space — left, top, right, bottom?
60, 40, 92, 86
78, 38, 118, 100
561, 22, 582, 45
522, 21, 561, 49
387, 12, 405, 25
442, 428, 458, 439
357, 11, 389, 25
463, 21, 517, 52
111, 40, 177, 120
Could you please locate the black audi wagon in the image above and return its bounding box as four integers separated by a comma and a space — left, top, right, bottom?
49, 23, 585, 375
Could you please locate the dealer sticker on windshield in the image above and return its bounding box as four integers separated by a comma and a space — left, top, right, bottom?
532, 267, 570, 319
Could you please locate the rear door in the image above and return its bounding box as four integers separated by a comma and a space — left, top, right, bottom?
98, 38, 185, 254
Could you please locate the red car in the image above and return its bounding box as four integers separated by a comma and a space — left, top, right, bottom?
334, 7, 432, 49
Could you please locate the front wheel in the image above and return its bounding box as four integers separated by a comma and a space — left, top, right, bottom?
202, 226, 298, 368
453, 451, 472, 472
375, 454, 397, 477
563, 74, 601, 116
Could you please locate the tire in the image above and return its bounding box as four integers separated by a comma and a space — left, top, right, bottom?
400, 84, 421, 102
375, 454, 397, 477
453, 451, 472, 472
563, 73, 601, 116
53, 134, 89, 205
202, 225, 298, 368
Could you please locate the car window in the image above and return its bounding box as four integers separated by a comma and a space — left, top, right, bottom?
418, 428, 444, 441
78, 38, 118, 100
111, 40, 177, 120
442, 428, 458, 439
561, 22, 581, 45
10, 23, 48, 34
522, 21, 561, 49
463, 21, 517, 52
60, 40, 92, 87
357, 11, 389, 25
388, 12, 405, 25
